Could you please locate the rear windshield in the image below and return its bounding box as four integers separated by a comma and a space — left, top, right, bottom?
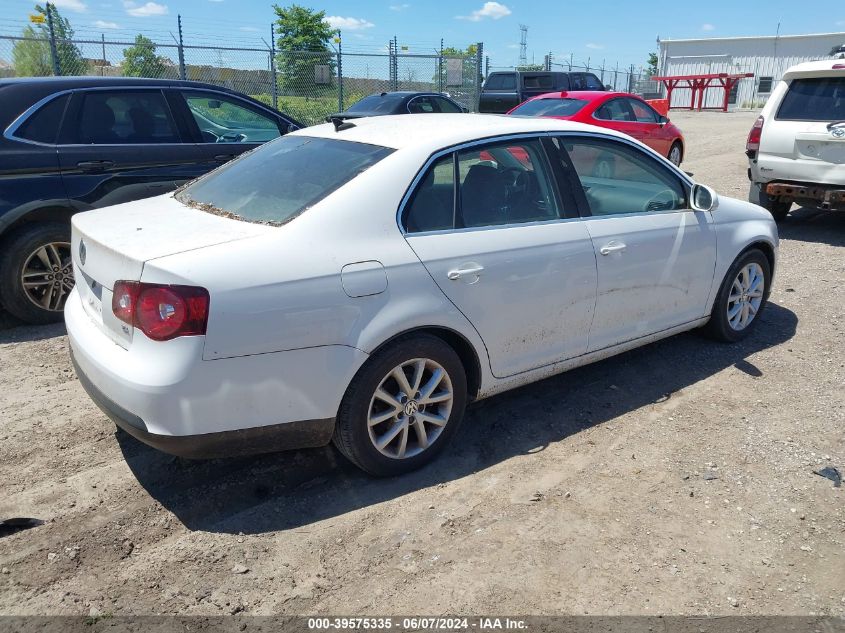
510, 98, 588, 117
175, 136, 393, 226
347, 94, 405, 114
777, 77, 845, 121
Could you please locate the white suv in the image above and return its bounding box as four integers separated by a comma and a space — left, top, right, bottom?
747, 59, 845, 221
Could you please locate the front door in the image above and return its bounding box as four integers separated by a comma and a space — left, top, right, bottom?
556, 135, 716, 351
402, 137, 597, 378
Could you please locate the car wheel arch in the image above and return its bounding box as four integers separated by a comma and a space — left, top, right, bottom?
0, 205, 75, 242
363, 326, 483, 401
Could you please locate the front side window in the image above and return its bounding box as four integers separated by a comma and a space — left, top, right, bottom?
182, 91, 281, 143
408, 96, 437, 113
484, 74, 516, 90
627, 99, 658, 123
73, 90, 179, 144
510, 98, 588, 118
560, 137, 687, 215
176, 136, 393, 226
777, 77, 845, 121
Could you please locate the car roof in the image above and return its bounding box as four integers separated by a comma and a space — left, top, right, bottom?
525, 91, 632, 102
782, 59, 845, 79
0, 76, 229, 89
294, 113, 629, 151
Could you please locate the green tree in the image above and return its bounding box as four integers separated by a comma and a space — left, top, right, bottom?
646, 51, 659, 76
12, 4, 84, 77
122, 34, 167, 77
273, 4, 337, 96
438, 44, 479, 87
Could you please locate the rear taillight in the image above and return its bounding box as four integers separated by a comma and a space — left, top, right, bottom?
746, 115, 764, 153
833, 64, 845, 69
112, 281, 209, 341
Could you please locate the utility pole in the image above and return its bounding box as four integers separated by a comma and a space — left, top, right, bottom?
269, 24, 278, 109
518, 24, 528, 68
177, 14, 186, 80
337, 31, 343, 112
45, 3, 61, 76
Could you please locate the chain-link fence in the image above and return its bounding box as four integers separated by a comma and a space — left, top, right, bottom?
0, 33, 482, 126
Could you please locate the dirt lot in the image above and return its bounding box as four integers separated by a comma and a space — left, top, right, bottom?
1, 111, 843, 617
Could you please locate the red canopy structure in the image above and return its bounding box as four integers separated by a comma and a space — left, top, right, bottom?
650, 72, 754, 112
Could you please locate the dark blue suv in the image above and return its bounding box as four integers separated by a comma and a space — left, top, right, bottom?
0, 77, 301, 324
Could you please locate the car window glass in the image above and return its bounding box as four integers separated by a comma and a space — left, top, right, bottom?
456, 139, 560, 228
570, 74, 586, 90
511, 98, 588, 117
560, 137, 687, 215
776, 77, 845, 121
347, 94, 406, 113
15, 94, 69, 144
434, 96, 462, 113
404, 155, 455, 233
522, 74, 554, 89
408, 96, 436, 113
628, 99, 658, 123
584, 74, 604, 90
486, 74, 515, 90
176, 136, 393, 225
74, 90, 179, 144
595, 99, 635, 122
183, 92, 280, 144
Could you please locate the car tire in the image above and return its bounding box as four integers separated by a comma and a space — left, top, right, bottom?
668, 141, 683, 166
0, 223, 73, 325
749, 182, 791, 222
332, 333, 468, 477
706, 248, 771, 343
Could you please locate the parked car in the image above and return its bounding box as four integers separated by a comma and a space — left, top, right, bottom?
508, 90, 685, 166
327, 91, 467, 121
67, 114, 777, 477
478, 70, 607, 114
747, 59, 845, 221
0, 76, 302, 324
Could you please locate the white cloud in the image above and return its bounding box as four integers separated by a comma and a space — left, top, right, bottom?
324, 16, 375, 30
93, 19, 120, 28
238, 26, 260, 32
456, 1, 511, 21
701, 23, 715, 31
208, 0, 224, 2
52, 0, 88, 12
389, 3, 410, 10
586, 43, 604, 50
506, 43, 519, 49
123, 1, 169, 17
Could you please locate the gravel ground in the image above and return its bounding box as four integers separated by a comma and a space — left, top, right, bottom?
0, 110, 843, 617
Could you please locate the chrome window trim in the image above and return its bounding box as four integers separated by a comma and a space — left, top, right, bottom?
4, 84, 286, 148
397, 130, 695, 235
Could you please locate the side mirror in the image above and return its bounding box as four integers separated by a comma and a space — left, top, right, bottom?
286, 122, 300, 133
658, 115, 669, 126
691, 183, 718, 212
604, 84, 613, 91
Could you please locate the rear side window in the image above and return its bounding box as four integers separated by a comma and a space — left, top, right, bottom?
176, 136, 393, 226
72, 90, 179, 144
348, 94, 405, 113
510, 98, 588, 117
484, 74, 516, 90
584, 74, 604, 90
15, 94, 70, 144
522, 74, 554, 90
404, 155, 455, 233
777, 77, 845, 121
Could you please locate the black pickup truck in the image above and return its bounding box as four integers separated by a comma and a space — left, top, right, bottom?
478, 70, 607, 113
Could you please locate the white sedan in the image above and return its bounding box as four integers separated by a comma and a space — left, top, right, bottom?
66, 114, 778, 476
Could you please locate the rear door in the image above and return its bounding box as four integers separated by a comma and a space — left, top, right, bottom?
169, 88, 287, 167
479, 73, 519, 113
57, 88, 208, 211
759, 75, 845, 184
402, 136, 597, 378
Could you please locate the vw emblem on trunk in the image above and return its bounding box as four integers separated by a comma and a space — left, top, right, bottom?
78, 240, 86, 266
832, 127, 845, 139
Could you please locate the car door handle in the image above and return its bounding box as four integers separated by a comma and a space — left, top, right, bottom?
213, 154, 235, 161
599, 241, 627, 256
447, 265, 484, 280
77, 160, 114, 171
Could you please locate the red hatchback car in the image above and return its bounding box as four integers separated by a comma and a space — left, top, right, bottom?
507, 91, 685, 166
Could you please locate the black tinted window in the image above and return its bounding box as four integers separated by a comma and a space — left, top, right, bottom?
405, 155, 455, 233
347, 94, 405, 113
16, 94, 69, 144
584, 74, 604, 90
176, 136, 393, 226
777, 77, 845, 121
522, 74, 554, 89
73, 90, 179, 144
434, 97, 462, 113
485, 74, 516, 90
510, 98, 588, 117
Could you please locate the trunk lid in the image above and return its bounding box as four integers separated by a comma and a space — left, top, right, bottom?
71, 194, 272, 348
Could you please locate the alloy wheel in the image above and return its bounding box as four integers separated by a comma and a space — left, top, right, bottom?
20, 241, 74, 312
669, 145, 682, 166
726, 262, 764, 331
367, 358, 454, 459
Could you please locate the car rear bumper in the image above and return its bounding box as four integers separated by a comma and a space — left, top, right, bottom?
65, 287, 368, 457
764, 181, 845, 210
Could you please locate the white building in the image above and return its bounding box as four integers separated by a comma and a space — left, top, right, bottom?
657, 32, 845, 109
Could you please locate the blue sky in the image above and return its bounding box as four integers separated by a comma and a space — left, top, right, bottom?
8, 0, 845, 69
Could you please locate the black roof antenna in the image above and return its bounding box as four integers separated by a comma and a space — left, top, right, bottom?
330, 116, 356, 132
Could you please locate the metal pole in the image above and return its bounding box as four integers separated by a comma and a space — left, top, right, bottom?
101, 33, 106, 75
393, 35, 399, 91
614, 61, 619, 91
177, 14, 186, 80
45, 3, 61, 76
438, 38, 444, 93
337, 32, 343, 112
569, 53, 573, 71
600, 59, 605, 83
270, 24, 278, 109
475, 42, 483, 111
